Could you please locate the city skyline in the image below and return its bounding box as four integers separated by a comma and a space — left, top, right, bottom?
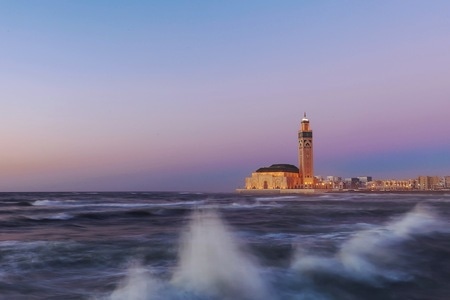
239, 114, 450, 193
1, 1, 449, 192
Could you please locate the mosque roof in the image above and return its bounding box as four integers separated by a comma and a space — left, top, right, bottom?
256, 164, 299, 173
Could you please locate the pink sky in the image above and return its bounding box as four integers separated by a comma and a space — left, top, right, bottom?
0, 1, 449, 191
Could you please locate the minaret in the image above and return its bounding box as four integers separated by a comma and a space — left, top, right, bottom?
298, 113, 314, 188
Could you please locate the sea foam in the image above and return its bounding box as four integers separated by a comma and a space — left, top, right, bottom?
106, 209, 270, 300
108, 262, 163, 300
293, 204, 448, 283
172, 209, 270, 299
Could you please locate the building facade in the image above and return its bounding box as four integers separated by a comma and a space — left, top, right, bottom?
244, 164, 301, 189
445, 176, 450, 189
298, 113, 314, 188
367, 179, 417, 191
240, 114, 450, 192
418, 176, 442, 190
242, 114, 314, 190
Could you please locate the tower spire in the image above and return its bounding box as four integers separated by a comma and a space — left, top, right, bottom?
298, 114, 314, 188
302, 112, 309, 122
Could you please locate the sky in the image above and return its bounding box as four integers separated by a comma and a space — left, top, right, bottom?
0, 1, 449, 192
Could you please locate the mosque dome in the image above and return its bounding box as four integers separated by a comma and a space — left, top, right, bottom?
256, 164, 299, 173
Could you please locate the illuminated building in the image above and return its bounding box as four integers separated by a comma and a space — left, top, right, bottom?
298, 113, 314, 188
418, 176, 443, 190
244, 164, 301, 190
238, 114, 450, 193
367, 179, 417, 191
241, 114, 314, 190
445, 176, 450, 189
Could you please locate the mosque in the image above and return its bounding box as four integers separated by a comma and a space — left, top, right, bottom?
239, 114, 316, 192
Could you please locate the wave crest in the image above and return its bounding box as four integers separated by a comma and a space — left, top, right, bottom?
293, 204, 448, 283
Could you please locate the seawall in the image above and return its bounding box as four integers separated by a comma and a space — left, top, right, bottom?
235, 189, 331, 194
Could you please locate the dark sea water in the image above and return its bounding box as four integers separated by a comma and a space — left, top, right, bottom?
0, 192, 449, 300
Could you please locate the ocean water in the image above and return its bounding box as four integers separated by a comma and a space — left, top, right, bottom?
0, 192, 449, 300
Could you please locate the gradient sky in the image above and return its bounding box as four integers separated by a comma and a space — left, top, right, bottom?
1, 1, 449, 192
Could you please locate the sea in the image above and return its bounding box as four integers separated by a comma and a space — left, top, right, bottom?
0, 192, 449, 300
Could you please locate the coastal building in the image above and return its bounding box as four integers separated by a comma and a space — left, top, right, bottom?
445, 176, 450, 189
326, 176, 342, 182
238, 114, 449, 193
418, 176, 442, 190
298, 113, 314, 188
244, 164, 301, 189
418, 176, 431, 190
357, 176, 373, 184
324, 176, 343, 189
241, 113, 315, 190
367, 179, 417, 191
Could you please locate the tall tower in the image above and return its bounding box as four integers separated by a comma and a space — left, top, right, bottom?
298, 113, 314, 188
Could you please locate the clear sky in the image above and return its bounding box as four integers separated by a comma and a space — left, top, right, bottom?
1, 1, 449, 192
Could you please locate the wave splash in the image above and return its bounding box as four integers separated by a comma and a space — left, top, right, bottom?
107, 209, 269, 300
293, 204, 448, 283
106, 204, 447, 299
172, 209, 269, 299
109, 262, 163, 300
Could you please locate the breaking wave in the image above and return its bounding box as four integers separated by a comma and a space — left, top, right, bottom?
172, 209, 269, 299
109, 262, 164, 300
292, 204, 448, 284
106, 209, 270, 300
95, 203, 450, 300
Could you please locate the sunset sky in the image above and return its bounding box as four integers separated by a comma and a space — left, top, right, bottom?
1, 1, 449, 192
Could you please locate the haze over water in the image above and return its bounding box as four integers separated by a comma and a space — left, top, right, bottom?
1, 192, 449, 299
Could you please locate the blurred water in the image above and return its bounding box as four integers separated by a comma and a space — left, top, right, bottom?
0, 192, 449, 299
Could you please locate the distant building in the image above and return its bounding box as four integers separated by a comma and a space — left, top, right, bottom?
244, 164, 301, 189
417, 176, 428, 190
367, 179, 416, 191
445, 176, 450, 189
357, 176, 373, 183
418, 176, 442, 190
326, 176, 342, 182
298, 113, 314, 188
239, 114, 449, 193
242, 113, 315, 190
349, 178, 361, 189
323, 176, 343, 189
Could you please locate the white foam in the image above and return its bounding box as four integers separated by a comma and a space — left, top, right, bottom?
0, 240, 22, 247
255, 196, 298, 201
91, 201, 203, 208
108, 262, 163, 300
25, 212, 74, 221
32, 200, 203, 209
47, 212, 73, 220
292, 204, 448, 283
33, 200, 65, 206
387, 204, 448, 236
172, 209, 270, 299
228, 201, 282, 209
